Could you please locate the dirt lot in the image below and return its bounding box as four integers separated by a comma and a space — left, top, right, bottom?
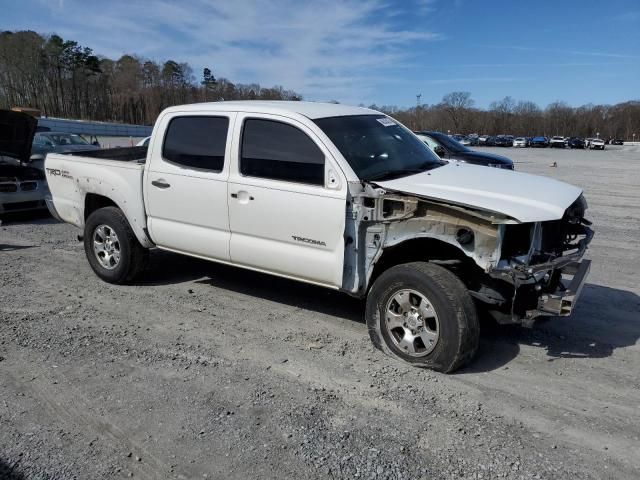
1, 146, 639, 480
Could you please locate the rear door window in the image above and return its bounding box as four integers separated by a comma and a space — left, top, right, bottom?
162, 116, 229, 171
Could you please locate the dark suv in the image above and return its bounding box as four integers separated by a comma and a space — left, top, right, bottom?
567, 137, 585, 149
415, 131, 514, 169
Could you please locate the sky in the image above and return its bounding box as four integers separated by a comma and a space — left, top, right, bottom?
1, 0, 639, 108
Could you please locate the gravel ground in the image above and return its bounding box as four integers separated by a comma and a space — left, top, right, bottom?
1, 145, 639, 480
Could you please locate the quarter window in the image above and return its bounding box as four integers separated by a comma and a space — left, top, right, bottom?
241, 119, 324, 185
162, 116, 229, 171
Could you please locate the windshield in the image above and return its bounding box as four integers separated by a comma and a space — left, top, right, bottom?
314, 115, 443, 181
47, 134, 90, 146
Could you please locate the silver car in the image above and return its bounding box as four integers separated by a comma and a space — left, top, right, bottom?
1, 110, 49, 214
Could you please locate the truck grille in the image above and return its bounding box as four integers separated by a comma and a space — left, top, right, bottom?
20, 181, 38, 191
0, 183, 18, 193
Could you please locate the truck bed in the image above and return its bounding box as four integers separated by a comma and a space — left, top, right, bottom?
45, 151, 151, 248
65, 146, 148, 163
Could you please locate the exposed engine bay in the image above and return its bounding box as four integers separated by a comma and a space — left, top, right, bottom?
342, 182, 593, 326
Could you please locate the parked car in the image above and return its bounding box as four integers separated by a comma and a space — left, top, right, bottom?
45, 101, 592, 373
549, 136, 566, 148
0, 110, 49, 214
513, 137, 527, 148
530, 136, 549, 148
478, 135, 490, 145
484, 136, 497, 146
457, 136, 472, 146
466, 136, 479, 146
31, 132, 100, 157
494, 136, 513, 147
612, 139, 624, 145
567, 137, 585, 149
589, 138, 605, 150
415, 131, 514, 169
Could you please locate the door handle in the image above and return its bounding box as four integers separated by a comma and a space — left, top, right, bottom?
231, 192, 254, 201
151, 180, 170, 189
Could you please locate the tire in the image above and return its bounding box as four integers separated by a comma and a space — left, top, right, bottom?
365, 262, 479, 373
84, 206, 147, 284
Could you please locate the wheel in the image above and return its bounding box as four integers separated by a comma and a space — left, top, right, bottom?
84, 206, 147, 284
365, 262, 479, 373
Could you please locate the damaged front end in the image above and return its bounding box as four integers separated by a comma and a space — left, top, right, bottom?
343, 183, 593, 326
486, 194, 593, 324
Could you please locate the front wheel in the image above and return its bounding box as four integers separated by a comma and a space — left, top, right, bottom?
84, 206, 147, 284
366, 262, 479, 373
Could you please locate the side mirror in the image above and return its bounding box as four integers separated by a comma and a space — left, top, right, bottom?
434, 145, 446, 158
29, 154, 45, 163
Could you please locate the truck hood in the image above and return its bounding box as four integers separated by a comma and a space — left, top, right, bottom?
0, 110, 37, 163
374, 163, 583, 223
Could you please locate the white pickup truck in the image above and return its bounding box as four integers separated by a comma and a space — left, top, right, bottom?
45, 101, 593, 372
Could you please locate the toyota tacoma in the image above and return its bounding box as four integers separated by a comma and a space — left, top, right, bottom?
45, 101, 593, 372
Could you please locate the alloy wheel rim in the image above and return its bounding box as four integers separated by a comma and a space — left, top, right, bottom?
93, 224, 121, 270
384, 289, 439, 357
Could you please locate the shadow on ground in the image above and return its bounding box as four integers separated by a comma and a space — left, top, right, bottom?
0, 244, 35, 252
141, 251, 639, 372
140, 249, 364, 323
460, 283, 640, 373
0, 458, 24, 480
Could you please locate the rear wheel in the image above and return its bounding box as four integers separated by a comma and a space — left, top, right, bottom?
84, 206, 147, 284
366, 262, 479, 373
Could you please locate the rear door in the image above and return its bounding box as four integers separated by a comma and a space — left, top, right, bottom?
227, 113, 347, 287
144, 112, 235, 260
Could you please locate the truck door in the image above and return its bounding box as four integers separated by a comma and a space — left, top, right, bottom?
227, 114, 346, 287
144, 112, 235, 261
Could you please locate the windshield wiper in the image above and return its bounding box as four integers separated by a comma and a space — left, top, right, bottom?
364, 168, 426, 182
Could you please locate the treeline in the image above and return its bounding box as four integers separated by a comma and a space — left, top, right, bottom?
1, 30, 639, 137
0, 30, 301, 125
372, 92, 640, 139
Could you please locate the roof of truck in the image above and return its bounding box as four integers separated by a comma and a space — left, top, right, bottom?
161, 101, 380, 120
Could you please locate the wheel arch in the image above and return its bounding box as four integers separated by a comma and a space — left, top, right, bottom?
83, 193, 154, 248
368, 237, 478, 292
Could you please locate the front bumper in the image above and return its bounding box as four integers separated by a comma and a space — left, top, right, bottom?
527, 259, 591, 318
0, 190, 47, 214
484, 224, 593, 324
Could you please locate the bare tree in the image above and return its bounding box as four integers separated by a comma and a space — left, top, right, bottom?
440, 91, 474, 132
0, 30, 303, 125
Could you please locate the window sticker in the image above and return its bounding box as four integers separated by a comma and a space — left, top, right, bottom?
376, 117, 396, 127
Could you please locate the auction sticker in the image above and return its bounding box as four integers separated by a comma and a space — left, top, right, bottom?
376, 117, 396, 127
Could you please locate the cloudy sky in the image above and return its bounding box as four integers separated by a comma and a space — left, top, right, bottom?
2, 0, 639, 107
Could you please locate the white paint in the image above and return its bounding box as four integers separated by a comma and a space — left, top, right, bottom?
376, 162, 582, 223
143, 111, 236, 261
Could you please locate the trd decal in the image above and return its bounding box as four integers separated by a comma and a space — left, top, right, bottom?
46, 168, 73, 180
